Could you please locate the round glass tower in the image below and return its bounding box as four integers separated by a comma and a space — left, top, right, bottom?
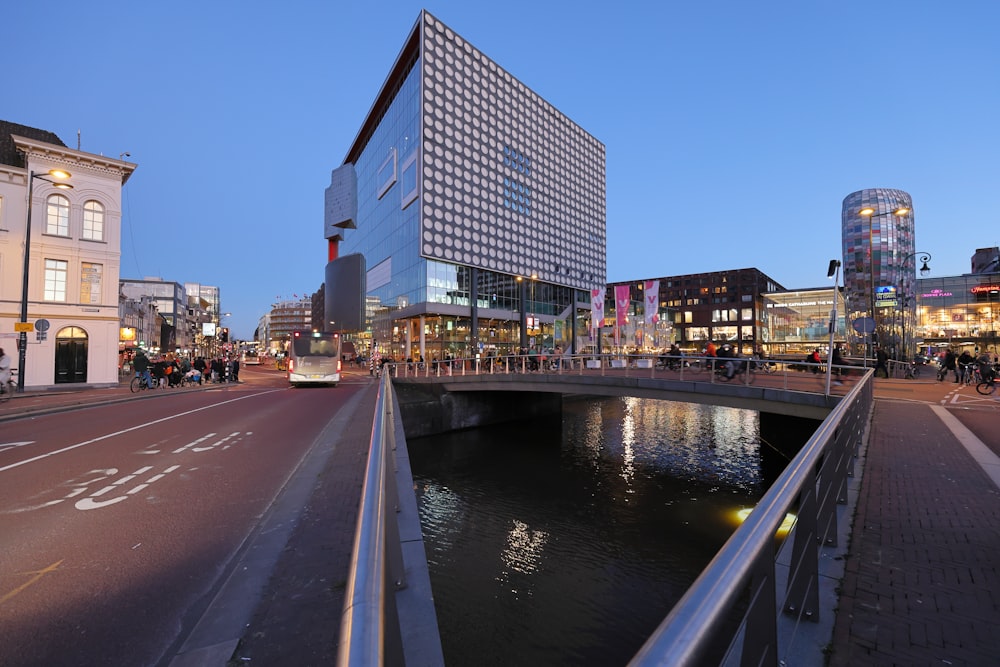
841, 188, 916, 361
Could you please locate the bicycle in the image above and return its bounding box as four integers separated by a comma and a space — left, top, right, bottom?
0, 369, 16, 403
903, 363, 920, 380
975, 364, 998, 396
715, 359, 755, 384
959, 363, 981, 386
130, 372, 156, 393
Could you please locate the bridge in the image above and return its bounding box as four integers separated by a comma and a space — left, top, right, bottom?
337, 355, 874, 666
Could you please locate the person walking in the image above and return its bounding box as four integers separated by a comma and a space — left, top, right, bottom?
831, 344, 850, 384
942, 347, 958, 382
874, 346, 889, 378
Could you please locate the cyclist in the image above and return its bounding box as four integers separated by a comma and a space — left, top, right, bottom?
133, 349, 153, 389
0, 347, 11, 389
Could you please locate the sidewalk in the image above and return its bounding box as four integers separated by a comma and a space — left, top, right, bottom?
828, 378, 1000, 666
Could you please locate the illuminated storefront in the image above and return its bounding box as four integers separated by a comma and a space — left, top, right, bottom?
914, 275, 1000, 357
762, 287, 847, 355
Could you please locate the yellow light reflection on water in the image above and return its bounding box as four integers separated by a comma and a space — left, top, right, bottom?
731, 507, 797, 536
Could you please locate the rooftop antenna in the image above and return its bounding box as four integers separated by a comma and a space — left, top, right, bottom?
77, 129, 81, 150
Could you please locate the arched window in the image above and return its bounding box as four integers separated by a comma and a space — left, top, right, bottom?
83, 200, 105, 241
46, 193, 70, 236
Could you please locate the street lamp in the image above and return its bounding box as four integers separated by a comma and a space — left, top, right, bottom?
19, 169, 73, 392
825, 259, 841, 396
858, 205, 910, 362
897, 251, 931, 361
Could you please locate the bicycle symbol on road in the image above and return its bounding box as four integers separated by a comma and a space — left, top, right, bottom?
1, 431, 250, 514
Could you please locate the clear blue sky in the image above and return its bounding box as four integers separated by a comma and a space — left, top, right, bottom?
9, 1, 999, 339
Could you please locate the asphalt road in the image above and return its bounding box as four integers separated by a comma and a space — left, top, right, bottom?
0, 368, 365, 667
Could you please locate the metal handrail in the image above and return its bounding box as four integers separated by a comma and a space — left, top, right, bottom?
629, 370, 874, 666
338, 372, 406, 666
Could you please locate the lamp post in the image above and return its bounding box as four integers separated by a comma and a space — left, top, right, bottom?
825, 259, 841, 396
858, 205, 910, 364
897, 251, 931, 361
19, 169, 73, 392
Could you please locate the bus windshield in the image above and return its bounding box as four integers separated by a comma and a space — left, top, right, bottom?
291, 334, 339, 358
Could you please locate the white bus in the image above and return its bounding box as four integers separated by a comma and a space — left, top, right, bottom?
287, 330, 342, 387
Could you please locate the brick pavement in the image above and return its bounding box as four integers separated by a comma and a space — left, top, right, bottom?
828, 382, 1000, 667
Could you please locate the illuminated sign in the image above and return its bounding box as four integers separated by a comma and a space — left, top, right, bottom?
874, 285, 898, 309
971, 285, 1000, 294
921, 289, 953, 298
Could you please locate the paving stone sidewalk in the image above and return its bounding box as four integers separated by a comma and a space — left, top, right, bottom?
828, 395, 1000, 666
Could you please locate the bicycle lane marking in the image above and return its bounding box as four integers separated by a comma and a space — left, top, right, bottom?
0, 389, 283, 474
75, 465, 182, 510
931, 405, 1000, 490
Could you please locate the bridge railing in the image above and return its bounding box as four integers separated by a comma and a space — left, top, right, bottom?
337, 372, 444, 666
349, 358, 872, 665
385, 353, 857, 395
629, 369, 874, 666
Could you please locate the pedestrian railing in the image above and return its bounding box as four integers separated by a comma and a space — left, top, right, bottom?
348, 357, 872, 666
386, 353, 859, 397
629, 369, 874, 666
337, 372, 443, 667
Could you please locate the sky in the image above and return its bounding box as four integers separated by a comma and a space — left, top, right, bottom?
8, 1, 999, 339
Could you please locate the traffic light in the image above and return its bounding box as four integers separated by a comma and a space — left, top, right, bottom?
221, 327, 229, 342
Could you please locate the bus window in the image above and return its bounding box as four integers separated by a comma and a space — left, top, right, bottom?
287, 330, 342, 387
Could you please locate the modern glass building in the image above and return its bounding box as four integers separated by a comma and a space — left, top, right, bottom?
914, 272, 1000, 359
841, 188, 917, 359
762, 286, 847, 355
324, 11, 606, 362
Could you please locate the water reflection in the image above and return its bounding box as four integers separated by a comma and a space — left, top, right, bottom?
408, 396, 774, 666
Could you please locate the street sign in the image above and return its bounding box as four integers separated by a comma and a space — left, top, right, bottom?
35, 318, 50, 332
14, 322, 33, 333
852, 317, 876, 334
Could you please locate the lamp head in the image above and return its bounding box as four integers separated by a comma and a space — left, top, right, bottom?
827, 259, 841, 278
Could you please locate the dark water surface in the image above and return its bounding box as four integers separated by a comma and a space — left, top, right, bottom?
408, 396, 781, 666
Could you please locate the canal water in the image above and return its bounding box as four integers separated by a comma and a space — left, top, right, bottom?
407, 396, 787, 666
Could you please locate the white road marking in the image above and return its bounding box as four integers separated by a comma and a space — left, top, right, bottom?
173, 433, 217, 454
0, 390, 281, 473
0, 441, 35, 453
75, 464, 182, 511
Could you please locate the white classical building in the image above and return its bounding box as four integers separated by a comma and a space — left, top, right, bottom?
0, 121, 136, 389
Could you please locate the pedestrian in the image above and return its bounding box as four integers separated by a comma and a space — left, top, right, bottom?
831, 344, 850, 384
231, 357, 240, 382
808, 348, 822, 374
942, 348, 958, 382
874, 346, 889, 378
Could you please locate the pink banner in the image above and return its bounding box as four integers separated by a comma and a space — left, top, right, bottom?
615, 285, 630, 329
644, 280, 659, 325
590, 288, 605, 338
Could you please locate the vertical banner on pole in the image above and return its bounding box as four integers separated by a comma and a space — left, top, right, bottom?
614, 285, 630, 349
590, 288, 605, 342
644, 280, 659, 325
644, 280, 659, 349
